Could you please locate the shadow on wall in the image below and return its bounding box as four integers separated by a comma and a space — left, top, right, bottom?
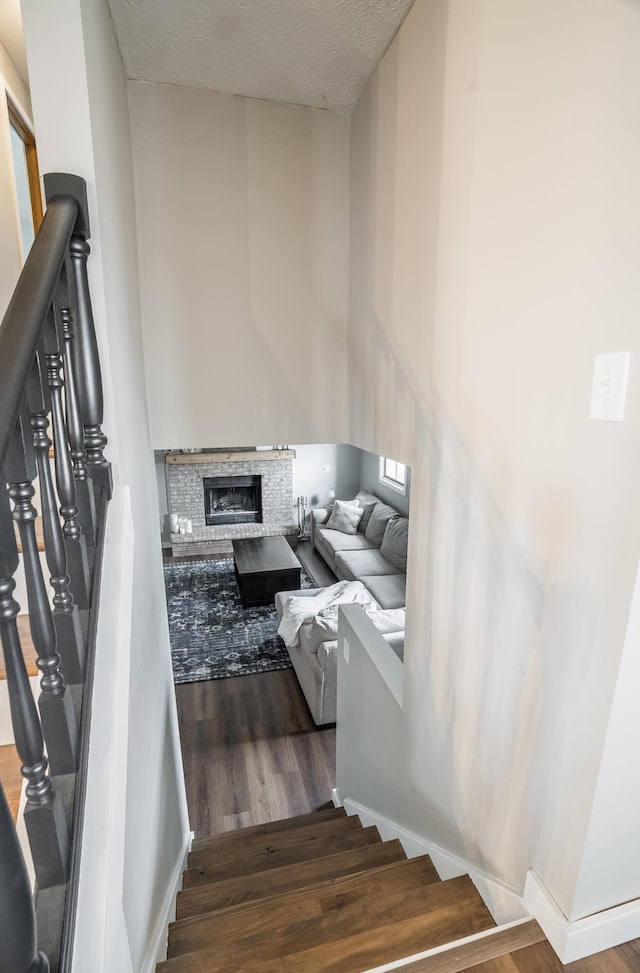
348, 286, 608, 891
341, 1, 616, 897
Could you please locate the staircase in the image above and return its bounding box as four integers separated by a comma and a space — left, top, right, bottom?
158, 808, 543, 973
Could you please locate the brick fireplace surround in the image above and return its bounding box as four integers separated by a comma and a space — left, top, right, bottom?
166, 449, 297, 556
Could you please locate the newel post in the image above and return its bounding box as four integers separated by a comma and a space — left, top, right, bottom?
45, 174, 112, 498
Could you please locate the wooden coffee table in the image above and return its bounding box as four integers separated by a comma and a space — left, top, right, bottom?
232, 536, 301, 608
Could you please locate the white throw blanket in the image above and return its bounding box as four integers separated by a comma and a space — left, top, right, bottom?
277, 580, 371, 648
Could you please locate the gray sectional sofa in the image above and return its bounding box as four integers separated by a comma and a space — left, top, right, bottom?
311, 490, 408, 610
275, 490, 408, 725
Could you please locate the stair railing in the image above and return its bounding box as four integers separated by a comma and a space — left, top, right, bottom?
0, 173, 111, 972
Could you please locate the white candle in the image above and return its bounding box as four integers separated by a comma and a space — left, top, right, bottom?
171, 514, 179, 532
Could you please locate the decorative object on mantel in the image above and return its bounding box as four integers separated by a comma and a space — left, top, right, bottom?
295, 495, 309, 540
163, 557, 315, 683
173, 516, 193, 535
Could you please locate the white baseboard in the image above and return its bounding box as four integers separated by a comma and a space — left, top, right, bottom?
332, 792, 528, 924
524, 869, 640, 963
140, 829, 193, 973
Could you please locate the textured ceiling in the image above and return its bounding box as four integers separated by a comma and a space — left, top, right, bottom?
107, 0, 414, 113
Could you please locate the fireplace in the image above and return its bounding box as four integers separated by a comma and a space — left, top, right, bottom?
167, 449, 296, 556
203, 475, 262, 526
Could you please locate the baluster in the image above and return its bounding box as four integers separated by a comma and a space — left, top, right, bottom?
6, 408, 78, 778
43, 307, 91, 611
0, 784, 49, 972
60, 285, 96, 548
28, 349, 85, 684
54, 254, 97, 547
0, 482, 68, 890
68, 235, 112, 498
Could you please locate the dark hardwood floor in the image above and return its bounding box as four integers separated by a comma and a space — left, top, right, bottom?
462, 937, 640, 973
296, 539, 337, 588
175, 669, 336, 838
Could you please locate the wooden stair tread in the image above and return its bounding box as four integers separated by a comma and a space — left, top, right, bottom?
0, 616, 38, 680
168, 855, 441, 956
0, 744, 23, 823
391, 920, 545, 972
177, 839, 407, 919
187, 814, 361, 868
14, 515, 46, 555
158, 875, 496, 973
190, 806, 347, 853
182, 825, 383, 888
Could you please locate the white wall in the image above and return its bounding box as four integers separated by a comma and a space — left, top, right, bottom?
128, 81, 350, 451
21, 1, 190, 969
0, 34, 32, 316
292, 443, 361, 509
569, 556, 640, 920
345, 0, 640, 926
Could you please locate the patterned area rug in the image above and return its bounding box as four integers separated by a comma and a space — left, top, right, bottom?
163, 556, 315, 684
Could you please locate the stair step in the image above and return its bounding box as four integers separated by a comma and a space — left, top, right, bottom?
182, 824, 383, 888
14, 515, 45, 555
158, 875, 495, 973
187, 813, 361, 869
168, 855, 440, 957
0, 744, 22, 823
0, 616, 38, 680
390, 919, 545, 973
190, 806, 347, 854
177, 838, 407, 919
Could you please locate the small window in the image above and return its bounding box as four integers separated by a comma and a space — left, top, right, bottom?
379, 456, 407, 495
7, 98, 42, 263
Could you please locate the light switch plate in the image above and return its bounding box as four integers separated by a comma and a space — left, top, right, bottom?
589, 352, 630, 422
343, 639, 349, 663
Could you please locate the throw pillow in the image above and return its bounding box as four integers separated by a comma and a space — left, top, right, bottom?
380, 516, 409, 571
365, 501, 399, 547
324, 497, 358, 516
364, 606, 406, 634
354, 490, 379, 533
354, 490, 378, 506
326, 499, 364, 535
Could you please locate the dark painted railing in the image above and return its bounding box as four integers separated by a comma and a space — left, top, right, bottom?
0, 174, 111, 972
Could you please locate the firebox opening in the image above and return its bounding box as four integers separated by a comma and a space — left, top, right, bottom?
203, 475, 262, 526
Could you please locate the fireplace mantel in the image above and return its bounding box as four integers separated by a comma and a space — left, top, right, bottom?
165, 449, 295, 465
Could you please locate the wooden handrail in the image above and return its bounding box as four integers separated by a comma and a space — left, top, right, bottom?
0, 195, 78, 475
